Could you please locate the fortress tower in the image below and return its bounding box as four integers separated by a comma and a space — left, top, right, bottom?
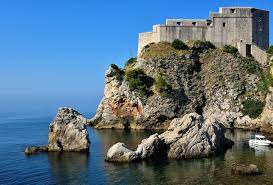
138, 7, 269, 65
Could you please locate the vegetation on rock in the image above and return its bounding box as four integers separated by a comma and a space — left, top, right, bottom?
223, 45, 238, 55
172, 39, 189, 50
140, 42, 191, 59
125, 68, 154, 96
125, 57, 137, 68
193, 40, 216, 50
241, 98, 264, 118
267, 45, 273, 55
154, 74, 172, 97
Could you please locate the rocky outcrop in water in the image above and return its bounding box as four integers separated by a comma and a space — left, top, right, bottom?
25, 107, 90, 155
105, 113, 233, 162
89, 42, 265, 130
232, 164, 262, 176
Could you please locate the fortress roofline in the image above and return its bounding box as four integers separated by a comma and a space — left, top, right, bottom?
219, 6, 269, 12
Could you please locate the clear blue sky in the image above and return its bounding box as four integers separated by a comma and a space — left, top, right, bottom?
0, 0, 272, 115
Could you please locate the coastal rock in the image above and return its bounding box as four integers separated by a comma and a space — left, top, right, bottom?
25, 107, 90, 154
232, 164, 262, 175
24, 146, 48, 155
106, 113, 233, 162
48, 107, 90, 152
105, 143, 138, 162
161, 113, 233, 159
260, 87, 273, 133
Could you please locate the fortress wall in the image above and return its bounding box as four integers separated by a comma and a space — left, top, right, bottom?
252, 44, 268, 66
158, 26, 207, 43
207, 15, 252, 48
138, 26, 160, 55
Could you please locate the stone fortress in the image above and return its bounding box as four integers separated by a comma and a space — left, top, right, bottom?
138, 7, 269, 65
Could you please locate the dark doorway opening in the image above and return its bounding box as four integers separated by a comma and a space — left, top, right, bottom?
246, 44, 252, 57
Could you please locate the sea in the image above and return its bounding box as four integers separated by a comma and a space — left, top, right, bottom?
1, 112, 273, 185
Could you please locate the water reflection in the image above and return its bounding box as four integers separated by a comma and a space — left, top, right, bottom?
95, 129, 273, 185
48, 152, 89, 185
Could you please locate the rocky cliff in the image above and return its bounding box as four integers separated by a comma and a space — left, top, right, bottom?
89, 42, 271, 131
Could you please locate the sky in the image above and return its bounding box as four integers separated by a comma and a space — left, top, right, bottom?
0, 0, 272, 115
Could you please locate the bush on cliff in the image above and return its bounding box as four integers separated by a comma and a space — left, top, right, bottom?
172, 39, 189, 50
241, 98, 264, 118
155, 74, 172, 97
267, 45, 273, 55
125, 68, 154, 96
193, 40, 216, 51
125, 57, 137, 68
258, 72, 273, 93
223, 45, 238, 55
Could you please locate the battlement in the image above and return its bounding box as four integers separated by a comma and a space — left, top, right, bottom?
138, 7, 269, 64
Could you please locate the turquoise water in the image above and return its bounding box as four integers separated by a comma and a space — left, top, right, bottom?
1, 113, 273, 185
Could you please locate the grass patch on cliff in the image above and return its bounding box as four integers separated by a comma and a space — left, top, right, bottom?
223, 45, 239, 55
125, 68, 154, 96
257, 72, 273, 93
155, 74, 172, 97
241, 98, 264, 118
140, 42, 191, 59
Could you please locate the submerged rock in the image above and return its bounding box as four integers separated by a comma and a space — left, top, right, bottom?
24, 146, 48, 155
232, 164, 262, 175
25, 107, 90, 155
105, 113, 233, 162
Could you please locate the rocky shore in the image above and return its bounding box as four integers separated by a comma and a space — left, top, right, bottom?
106, 113, 234, 162
25, 107, 90, 155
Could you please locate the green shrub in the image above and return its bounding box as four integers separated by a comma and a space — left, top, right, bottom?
223, 45, 238, 55
241, 98, 264, 118
267, 45, 273, 55
193, 40, 216, 50
155, 74, 172, 96
172, 39, 188, 50
125, 57, 137, 68
125, 68, 154, 96
242, 57, 261, 74
258, 72, 273, 93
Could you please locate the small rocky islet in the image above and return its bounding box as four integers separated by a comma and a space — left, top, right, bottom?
25, 41, 273, 166
25, 107, 90, 155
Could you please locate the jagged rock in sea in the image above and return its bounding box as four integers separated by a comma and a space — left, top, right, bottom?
25, 107, 90, 155
105, 113, 233, 162
89, 42, 264, 130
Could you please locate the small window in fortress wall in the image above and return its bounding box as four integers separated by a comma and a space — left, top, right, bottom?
192, 22, 196, 26
177, 22, 181, 26
223, 22, 226, 27
230, 9, 236, 13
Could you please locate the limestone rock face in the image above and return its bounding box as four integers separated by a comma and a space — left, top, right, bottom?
161, 113, 233, 159
105, 113, 233, 162
89, 45, 262, 130
48, 107, 90, 152
260, 87, 273, 133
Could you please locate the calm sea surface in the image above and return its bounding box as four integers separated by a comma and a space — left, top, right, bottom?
1, 112, 273, 185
